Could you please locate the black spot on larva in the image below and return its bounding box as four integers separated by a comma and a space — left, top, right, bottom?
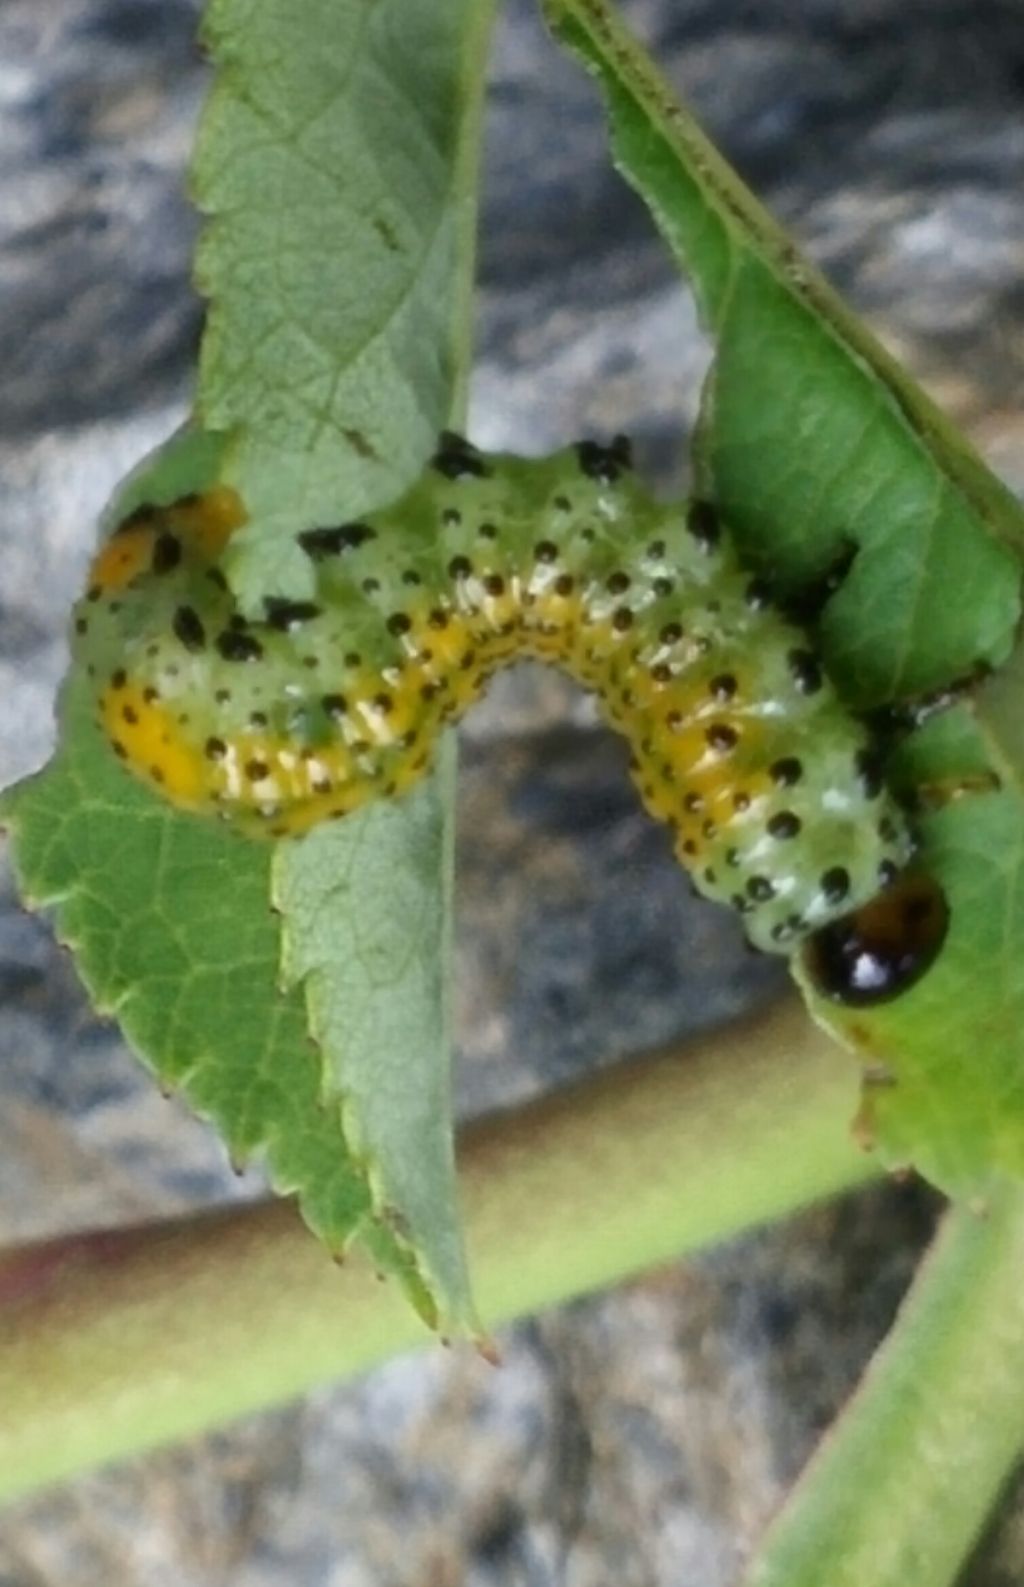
553, 494, 572, 512
703, 866, 717, 885
264, 598, 322, 631
433, 431, 489, 480
687, 500, 721, 550
709, 673, 737, 702
228, 614, 248, 632
298, 523, 376, 559
651, 663, 673, 684
207, 568, 229, 591
143, 687, 159, 703
535, 540, 560, 564
483, 574, 505, 597
745, 578, 770, 610
856, 749, 884, 799
150, 766, 165, 785
707, 722, 738, 752
344, 652, 361, 669
733, 791, 752, 813
659, 622, 683, 646
726, 847, 740, 867
173, 606, 207, 652
402, 570, 422, 586
246, 759, 270, 782
878, 859, 899, 889
479, 522, 498, 541
878, 816, 900, 844
771, 920, 796, 944
576, 438, 628, 484
683, 792, 703, 813
374, 693, 394, 713
386, 612, 412, 637
361, 577, 381, 595
682, 838, 698, 856
205, 736, 227, 760
214, 687, 231, 704
653, 577, 675, 598
612, 608, 634, 632
427, 608, 450, 631
115, 503, 159, 533
442, 507, 461, 527
122, 705, 138, 725
75, 616, 88, 635
111, 668, 127, 689
87, 586, 102, 602
788, 649, 823, 695
313, 777, 333, 795
702, 819, 716, 839
646, 540, 666, 560
322, 694, 347, 719
112, 740, 127, 759
448, 555, 472, 581
768, 810, 802, 840
821, 867, 851, 905
216, 630, 264, 662
250, 711, 268, 727
770, 757, 803, 788
748, 875, 775, 902
554, 573, 574, 596
606, 571, 630, 594
152, 532, 182, 574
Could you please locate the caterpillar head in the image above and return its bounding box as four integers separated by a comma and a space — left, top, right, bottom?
802, 868, 949, 1006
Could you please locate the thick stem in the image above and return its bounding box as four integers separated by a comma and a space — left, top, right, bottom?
0, 997, 876, 1504
742, 1179, 1024, 1587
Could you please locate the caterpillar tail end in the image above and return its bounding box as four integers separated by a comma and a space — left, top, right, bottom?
802, 869, 949, 1007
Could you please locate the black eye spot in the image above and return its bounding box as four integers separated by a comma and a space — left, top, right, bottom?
216, 630, 264, 662
821, 867, 851, 905
687, 500, 721, 550
205, 736, 227, 760
706, 722, 738, 752
152, 532, 182, 574
770, 757, 803, 788
433, 432, 489, 479
576, 439, 627, 483
263, 598, 322, 631
747, 875, 775, 901
173, 606, 206, 652
298, 523, 376, 559
788, 649, 823, 695
768, 810, 802, 840
856, 749, 884, 799
386, 612, 412, 636
709, 673, 737, 701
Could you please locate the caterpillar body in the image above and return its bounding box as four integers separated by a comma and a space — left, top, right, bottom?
74, 433, 948, 1005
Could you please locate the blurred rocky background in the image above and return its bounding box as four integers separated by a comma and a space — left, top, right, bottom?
0, 0, 1022, 1581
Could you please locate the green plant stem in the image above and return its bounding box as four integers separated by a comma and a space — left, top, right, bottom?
0, 996, 876, 1504
742, 1178, 1024, 1587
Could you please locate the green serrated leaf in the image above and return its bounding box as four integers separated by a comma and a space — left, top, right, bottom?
192, 0, 485, 609
0, 672, 423, 1290
272, 733, 478, 1339
546, 0, 1024, 1197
